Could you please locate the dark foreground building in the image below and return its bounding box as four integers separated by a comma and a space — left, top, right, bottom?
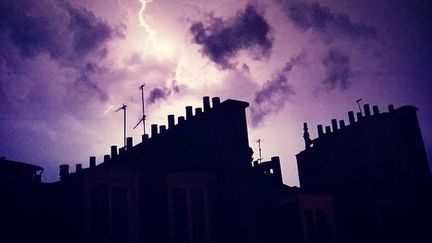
1, 98, 431, 243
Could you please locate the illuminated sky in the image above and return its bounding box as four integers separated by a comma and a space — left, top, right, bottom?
1, 0, 431, 185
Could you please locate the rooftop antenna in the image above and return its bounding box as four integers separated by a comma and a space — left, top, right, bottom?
257, 139, 263, 163
355, 99, 363, 113
115, 104, 127, 147
133, 84, 146, 134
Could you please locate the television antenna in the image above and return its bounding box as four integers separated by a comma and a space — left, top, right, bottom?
355, 99, 363, 113
115, 104, 127, 147
133, 84, 147, 134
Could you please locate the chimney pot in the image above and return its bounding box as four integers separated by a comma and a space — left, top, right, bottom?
111, 145, 118, 158
119, 147, 126, 155
388, 104, 394, 112
203, 96, 210, 112
126, 137, 133, 149
168, 114, 175, 128
195, 108, 202, 115
178, 116, 185, 123
339, 120, 345, 128
186, 106, 193, 119
76, 164, 82, 172
348, 111, 355, 124
325, 126, 331, 134
372, 105, 380, 115
317, 125, 324, 137
89, 156, 96, 168
212, 97, 221, 106
357, 112, 363, 121
103, 154, 110, 162
159, 125, 167, 133
59, 164, 69, 181
151, 124, 158, 137
364, 104, 371, 117
142, 134, 149, 142
331, 119, 338, 132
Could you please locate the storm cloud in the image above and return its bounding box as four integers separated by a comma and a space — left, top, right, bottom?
250, 54, 304, 126
321, 48, 353, 90
147, 80, 182, 104
190, 4, 273, 69
278, 0, 377, 43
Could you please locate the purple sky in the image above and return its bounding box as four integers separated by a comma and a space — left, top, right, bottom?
1, 0, 431, 185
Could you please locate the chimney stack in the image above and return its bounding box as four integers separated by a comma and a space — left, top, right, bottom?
186, 106, 193, 119
89, 156, 96, 168
203, 96, 210, 112
151, 124, 158, 137
168, 114, 175, 128
212, 97, 221, 106
372, 105, 380, 115
348, 111, 355, 125
317, 125, 324, 137
364, 104, 371, 117
126, 137, 133, 150
331, 119, 338, 132
103, 154, 110, 162
59, 164, 69, 181
111, 145, 118, 158
270, 156, 283, 184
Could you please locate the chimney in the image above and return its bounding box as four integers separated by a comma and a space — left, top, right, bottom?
159, 125, 167, 133
111, 145, 118, 158
103, 154, 110, 162
348, 111, 355, 124
317, 125, 324, 137
142, 134, 149, 142
339, 120, 346, 128
325, 126, 331, 134
59, 164, 69, 181
372, 105, 380, 115
303, 122, 311, 149
151, 124, 158, 137
186, 106, 193, 119
178, 116, 185, 124
357, 112, 363, 121
126, 137, 133, 150
195, 108, 202, 115
364, 104, 371, 117
331, 119, 338, 132
212, 97, 221, 106
388, 104, 394, 112
119, 147, 126, 155
89, 156, 96, 168
75, 164, 82, 173
168, 114, 175, 128
270, 156, 283, 184
203, 96, 210, 112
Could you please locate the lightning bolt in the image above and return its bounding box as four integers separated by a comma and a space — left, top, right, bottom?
103, 105, 114, 116
138, 0, 157, 52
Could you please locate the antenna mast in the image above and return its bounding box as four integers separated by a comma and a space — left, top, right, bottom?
133, 84, 147, 134
116, 104, 127, 147
257, 139, 263, 163
356, 98, 363, 113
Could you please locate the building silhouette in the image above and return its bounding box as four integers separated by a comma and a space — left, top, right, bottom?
0, 97, 431, 243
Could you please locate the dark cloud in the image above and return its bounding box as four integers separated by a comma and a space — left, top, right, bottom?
0, 0, 118, 63
321, 48, 353, 90
251, 54, 304, 126
278, 0, 377, 43
148, 80, 182, 104
190, 4, 273, 69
